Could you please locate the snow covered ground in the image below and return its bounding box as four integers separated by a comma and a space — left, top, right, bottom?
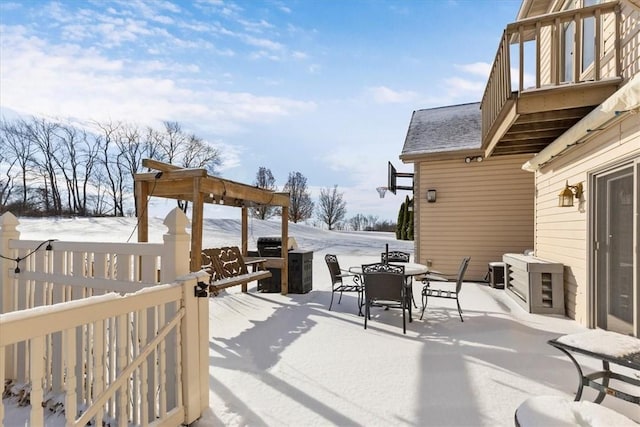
3, 215, 639, 426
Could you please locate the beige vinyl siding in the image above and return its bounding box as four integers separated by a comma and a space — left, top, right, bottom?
539, 25, 553, 86
415, 154, 535, 281
599, 6, 617, 78
535, 113, 640, 324
600, 2, 638, 80
534, 2, 638, 84
619, 2, 640, 78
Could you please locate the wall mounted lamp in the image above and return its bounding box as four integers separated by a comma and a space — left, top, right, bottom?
465, 156, 483, 163
426, 189, 437, 203
558, 181, 583, 207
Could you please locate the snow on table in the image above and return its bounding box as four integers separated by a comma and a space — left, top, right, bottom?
555, 329, 640, 359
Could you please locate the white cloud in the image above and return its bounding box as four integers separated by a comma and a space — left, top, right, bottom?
138, 60, 200, 73
367, 86, 418, 104
242, 34, 284, 51
443, 77, 486, 98
0, 28, 316, 136
454, 62, 491, 77
0, 2, 21, 11
214, 141, 242, 171
238, 18, 274, 33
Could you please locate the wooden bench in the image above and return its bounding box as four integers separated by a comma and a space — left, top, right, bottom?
202, 246, 272, 294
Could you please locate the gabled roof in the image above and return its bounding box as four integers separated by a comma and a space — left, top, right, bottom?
400, 102, 482, 160
516, 0, 552, 21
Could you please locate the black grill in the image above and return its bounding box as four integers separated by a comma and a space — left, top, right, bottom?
255, 237, 312, 294
257, 236, 283, 257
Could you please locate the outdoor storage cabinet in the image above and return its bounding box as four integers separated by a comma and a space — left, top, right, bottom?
503, 254, 564, 315
288, 250, 313, 294
488, 262, 505, 288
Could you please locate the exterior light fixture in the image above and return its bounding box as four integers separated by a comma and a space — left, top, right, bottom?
426, 189, 437, 203
465, 156, 483, 163
558, 181, 583, 207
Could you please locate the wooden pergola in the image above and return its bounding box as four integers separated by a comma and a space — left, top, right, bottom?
135, 159, 291, 294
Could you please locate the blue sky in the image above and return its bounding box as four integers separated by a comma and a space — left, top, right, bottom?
0, 0, 521, 221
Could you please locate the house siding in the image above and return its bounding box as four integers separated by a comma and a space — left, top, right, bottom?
619, 2, 640, 78
415, 154, 535, 281
535, 1, 638, 84
539, 25, 553, 86
535, 113, 640, 324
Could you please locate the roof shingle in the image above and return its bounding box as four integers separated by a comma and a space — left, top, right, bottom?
401, 102, 481, 157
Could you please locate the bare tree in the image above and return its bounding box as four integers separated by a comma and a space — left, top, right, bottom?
95, 121, 126, 216
159, 121, 187, 165
251, 167, 277, 219
113, 123, 146, 216
0, 116, 226, 217
26, 117, 63, 215
317, 185, 347, 230
349, 213, 366, 231
1, 119, 34, 211
54, 123, 96, 215
176, 133, 222, 212
366, 214, 379, 230
0, 150, 16, 210
143, 126, 165, 167
88, 167, 110, 216
283, 171, 314, 223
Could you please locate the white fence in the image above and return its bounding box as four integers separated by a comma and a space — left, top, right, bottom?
0, 209, 209, 426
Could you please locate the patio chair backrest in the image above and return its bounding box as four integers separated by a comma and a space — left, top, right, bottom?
325, 254, 343, 285
362, 262, 405, 302
381, 251, 410, 263
455, 257, 471, 293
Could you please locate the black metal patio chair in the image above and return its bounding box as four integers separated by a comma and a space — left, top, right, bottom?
325, 254, 363, 314
361, 262, 410, 334
381, 250, 417, 308
380, 250, 410, 263
419, 256, 470, 322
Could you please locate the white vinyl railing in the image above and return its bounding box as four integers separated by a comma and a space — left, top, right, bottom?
0, 209, 209, 426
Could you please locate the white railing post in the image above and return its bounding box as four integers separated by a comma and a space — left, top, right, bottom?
180, 274, 209, 424
0, 212, 19, 315
197, 271, 209, 416
163, 208, 191, 411
0, 212, 19, 384
162, 208, 191, 281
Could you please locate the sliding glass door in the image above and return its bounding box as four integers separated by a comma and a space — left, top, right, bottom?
594, 164, 637, 335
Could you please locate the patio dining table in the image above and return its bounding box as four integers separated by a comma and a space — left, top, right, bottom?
548, 330, 640, 404
348, 262, 429, 278
348, 262, 429, 316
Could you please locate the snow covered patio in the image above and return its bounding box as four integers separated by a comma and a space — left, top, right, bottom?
6, 217, 639, 426
198, 253, 640, 426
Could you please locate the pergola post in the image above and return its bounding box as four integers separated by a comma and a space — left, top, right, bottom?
136, 180, 149, 243
281, 207, 288, 295
190, 178, 204, 273
241, 207, 248, 256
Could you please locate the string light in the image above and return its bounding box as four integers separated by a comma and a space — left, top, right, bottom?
0, 239, 56, 274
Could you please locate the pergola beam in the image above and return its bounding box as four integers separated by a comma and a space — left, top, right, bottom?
142, 158, 182, 172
